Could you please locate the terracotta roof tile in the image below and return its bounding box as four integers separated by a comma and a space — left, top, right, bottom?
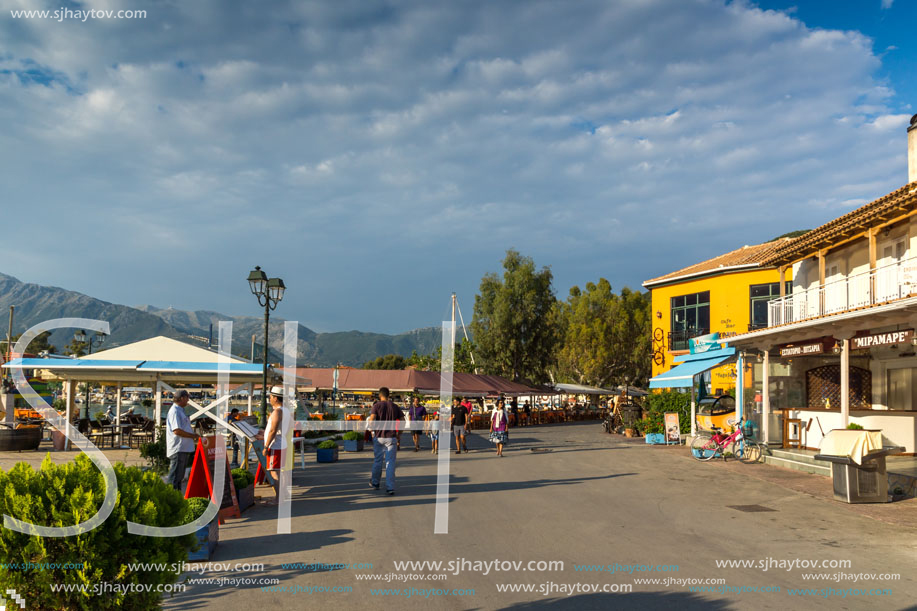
643, 239, 793, 287
763, 181, 917, 265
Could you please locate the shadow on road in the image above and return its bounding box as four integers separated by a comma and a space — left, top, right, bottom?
503, 591, 731, 610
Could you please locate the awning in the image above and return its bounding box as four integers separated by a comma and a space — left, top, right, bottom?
649, 348, 735, 389
554, 383, 616, 395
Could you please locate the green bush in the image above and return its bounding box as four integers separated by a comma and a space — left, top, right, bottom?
342, 431, 362, 441
139, 428, 169, 475
231, 468, 254, 490
317, 440, 338, 450
0, 454, 195, 610
644, 391, 691, 434
846, 423, 864, 430
639, 411, 664, 435
182, 497, 213, 523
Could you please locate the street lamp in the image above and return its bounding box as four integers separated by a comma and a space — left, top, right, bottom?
247, 266, 285, 424
74, 329, 105, 430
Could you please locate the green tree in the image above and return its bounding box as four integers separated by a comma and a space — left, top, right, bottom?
65, 339, 88, 357
557, 280, 651, 388
406, 338, 477, 373
471, 250, 559, 383
362, 354, 408, 369
3, 331, 57, 355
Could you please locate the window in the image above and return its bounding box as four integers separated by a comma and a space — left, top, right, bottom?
670, 291, 710, 350
749, 282, 792, 330
887, 368, 917, 411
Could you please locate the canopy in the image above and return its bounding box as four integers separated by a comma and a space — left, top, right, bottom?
81, 336, 248, 364
291, 368, 550, 397
648, 348, 735, 389
554, 383, 616, 396
2, 357, 277, 384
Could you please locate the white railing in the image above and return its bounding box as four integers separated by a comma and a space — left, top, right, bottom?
767, 256, 917, 327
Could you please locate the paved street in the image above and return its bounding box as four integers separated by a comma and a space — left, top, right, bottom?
150, 421, 917, 610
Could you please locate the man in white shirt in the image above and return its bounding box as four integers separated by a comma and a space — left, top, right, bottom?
166, 389, 200, 491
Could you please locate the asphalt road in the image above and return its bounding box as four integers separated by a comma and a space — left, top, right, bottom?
162, 421, 917, 611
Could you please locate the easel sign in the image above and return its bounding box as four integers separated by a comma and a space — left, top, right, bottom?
185, 435, 241, 520
664, 412, 681, 445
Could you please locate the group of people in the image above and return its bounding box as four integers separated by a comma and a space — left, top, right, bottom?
165, 386, 515, 503
366, 389, 512, 494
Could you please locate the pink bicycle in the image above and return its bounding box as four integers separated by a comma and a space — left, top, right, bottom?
691, 418, 762, 463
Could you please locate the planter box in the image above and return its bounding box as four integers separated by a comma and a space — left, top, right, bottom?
316, 448, 339, 463
644, 433, 665, 445
236, 484, 255, 512
188, 519, 219, 561
342, 439, 364, 452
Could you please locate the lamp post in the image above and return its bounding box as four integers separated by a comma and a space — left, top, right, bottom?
247, 266, 285, 424
74, 330, 105, 429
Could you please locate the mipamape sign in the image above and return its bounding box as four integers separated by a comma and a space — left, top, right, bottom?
851, 329, 914, 350
779, 342, 824, 358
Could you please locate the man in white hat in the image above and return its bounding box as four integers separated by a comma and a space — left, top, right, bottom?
262, 385, 290, 505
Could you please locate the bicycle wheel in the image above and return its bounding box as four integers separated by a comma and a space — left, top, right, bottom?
738, 440, 763, 464
690, 435, 718, 461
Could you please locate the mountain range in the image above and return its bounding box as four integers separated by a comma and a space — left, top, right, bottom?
0, 272, 441, 366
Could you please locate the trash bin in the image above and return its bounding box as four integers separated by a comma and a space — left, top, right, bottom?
814, 447, 904, 503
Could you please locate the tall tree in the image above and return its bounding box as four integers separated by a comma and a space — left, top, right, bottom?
362, 354, 407, 370
471, 250, 558, 384
557, 280, 651, 387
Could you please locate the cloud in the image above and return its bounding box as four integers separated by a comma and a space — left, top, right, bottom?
881, 0, 894, 9
0, 0, 909, 332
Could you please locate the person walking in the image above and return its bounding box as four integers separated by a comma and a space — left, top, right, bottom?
262, 386, 291, 506
367, 387, 404, 495
451, 396, 470, 453
166, 389, 200, 492
523, 401, 532, 426
510, 398, 519, 428
426, 407, 440, 454
408, 396, 427, 452
490, 397, 509, 457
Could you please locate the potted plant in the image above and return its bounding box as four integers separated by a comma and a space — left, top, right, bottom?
184, 496, 219, 561
232, 468, 256, 511
846, 423, 864, 430
316, 440, 339, 463
642, 414, 665, 445
341, 431, 364, 452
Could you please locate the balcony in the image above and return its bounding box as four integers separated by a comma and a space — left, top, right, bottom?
668, 328, 709, 351
767, 255, 917, 327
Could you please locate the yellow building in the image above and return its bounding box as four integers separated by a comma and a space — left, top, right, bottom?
643, 240, 793, 396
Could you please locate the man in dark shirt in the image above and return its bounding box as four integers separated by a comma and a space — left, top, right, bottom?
523, 401, 532, 426
451, 396, 469, 453
367, 387, 405, 495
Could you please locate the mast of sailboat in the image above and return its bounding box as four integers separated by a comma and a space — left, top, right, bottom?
451, 293, 478, 374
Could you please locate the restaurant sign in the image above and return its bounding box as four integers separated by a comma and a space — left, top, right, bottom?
779, 342, 824, 358
851, 329, 914, 350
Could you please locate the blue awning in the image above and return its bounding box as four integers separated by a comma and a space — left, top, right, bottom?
649, 352, 734, 389
672, 347, 735, 363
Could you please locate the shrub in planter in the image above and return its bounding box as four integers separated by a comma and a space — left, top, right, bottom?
0, 454, 195, 611
183, 496, 219, 561
846, 423, 864, 430
316, 440, 339, 463
139, 428, 169, 475
231, 468, 256, 511
341, 431, 364, 452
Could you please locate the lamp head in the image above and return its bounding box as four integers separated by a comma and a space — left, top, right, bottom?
247, 266, 267, 297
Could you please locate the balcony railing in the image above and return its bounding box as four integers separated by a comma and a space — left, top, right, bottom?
668, 328, 709, 351
767, 255, 917, 327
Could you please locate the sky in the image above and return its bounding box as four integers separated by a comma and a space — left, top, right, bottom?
1, 0, 915, 334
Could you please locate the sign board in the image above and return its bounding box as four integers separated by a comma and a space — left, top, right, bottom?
664, 412, 681, 444
779, 342, 824, 358
185, 435, 240, 520
851, 329, 914, 350
689, 332, 720, 354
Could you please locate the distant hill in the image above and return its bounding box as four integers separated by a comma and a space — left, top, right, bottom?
0, 272, 444, 366
137, 306, 441, 366
0, 272, 186, 353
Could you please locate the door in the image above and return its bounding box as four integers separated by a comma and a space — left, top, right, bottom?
824, 262, 845, 314
876, 238, 907, 302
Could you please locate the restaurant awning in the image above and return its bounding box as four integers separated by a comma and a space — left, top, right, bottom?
553, 383, 616, 395
648, 347, 735, 389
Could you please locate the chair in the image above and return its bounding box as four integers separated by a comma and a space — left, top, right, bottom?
89, 419, 115, 448
131, 420, 155, 448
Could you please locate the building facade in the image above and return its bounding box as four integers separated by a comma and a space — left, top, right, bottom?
644, 241, 792, 396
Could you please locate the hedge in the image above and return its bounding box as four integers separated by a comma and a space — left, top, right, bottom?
0, 454, 195, 610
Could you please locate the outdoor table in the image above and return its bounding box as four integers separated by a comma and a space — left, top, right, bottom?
819, 429, 883, 465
